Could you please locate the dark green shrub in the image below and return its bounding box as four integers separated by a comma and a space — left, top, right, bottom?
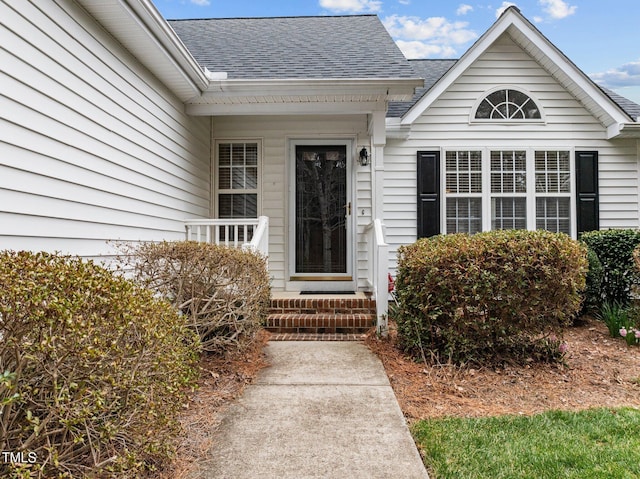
122, 241, 270, 354
0, 251, 199, 479
395, 230, 587, 366
581, 229, 640, 306
580, 247, 604, 315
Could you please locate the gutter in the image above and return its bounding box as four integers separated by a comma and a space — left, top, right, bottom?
610, 122, 640, 139
202, 77, 423, 101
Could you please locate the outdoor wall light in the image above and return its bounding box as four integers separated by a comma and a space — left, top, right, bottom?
358, 147, 370, 167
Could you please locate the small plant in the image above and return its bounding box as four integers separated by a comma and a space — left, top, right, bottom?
619, 327, 640, 346
598, 301, 631, 337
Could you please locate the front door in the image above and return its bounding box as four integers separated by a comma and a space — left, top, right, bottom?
290, 141, 352, 288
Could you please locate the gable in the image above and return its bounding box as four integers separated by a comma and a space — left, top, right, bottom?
397, 7, 638, 139
408, 34, 607, 139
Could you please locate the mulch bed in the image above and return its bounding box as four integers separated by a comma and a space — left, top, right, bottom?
366, 316, 640, 420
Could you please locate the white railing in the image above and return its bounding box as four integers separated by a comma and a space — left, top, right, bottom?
184, 216, 269, 257
364, 218, 389, 336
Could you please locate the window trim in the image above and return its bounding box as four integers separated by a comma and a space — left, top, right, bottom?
470, 86, 546, 125
441, 147, 576, 238
213, 139, 263, 219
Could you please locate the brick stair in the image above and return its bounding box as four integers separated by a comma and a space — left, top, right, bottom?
266, 295, 376, 335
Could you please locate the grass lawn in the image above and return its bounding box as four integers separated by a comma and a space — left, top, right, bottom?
412, 407, 640, 479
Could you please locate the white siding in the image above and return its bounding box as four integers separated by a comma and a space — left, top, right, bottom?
384, 34, 640, 272
211, 115, 371, 290
0, 0, 211, 260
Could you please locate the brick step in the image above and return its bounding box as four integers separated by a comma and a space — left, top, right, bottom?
265, 313, 375, 334
269, 296, 376, 315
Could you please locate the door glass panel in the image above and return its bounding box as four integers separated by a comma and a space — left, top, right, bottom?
295, 145, 347, 274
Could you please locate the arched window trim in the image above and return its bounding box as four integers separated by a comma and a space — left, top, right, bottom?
470, 86, 545, 124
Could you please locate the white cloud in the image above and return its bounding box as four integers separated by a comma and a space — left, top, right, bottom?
396, 40, 457, 59
591, 61, 640, 88
190, 0, 210, 5
539, 0, 577, 19
496, 2, 518, 18
318, 0, 382, 13
384, 15, 477, 59
456, 4, 473, 16
399, 0, 411, 4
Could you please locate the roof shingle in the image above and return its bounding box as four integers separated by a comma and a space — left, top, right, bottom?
387, 59, 457, 118
168, 15, 416, 80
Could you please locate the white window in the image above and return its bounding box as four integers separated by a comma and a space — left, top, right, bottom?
490, 150, 527, 230
475, 89, 541, 120
534, 151, 571, 234
444, 149, 573, 236
445, 151, 482, 234
216, 141, 260, 218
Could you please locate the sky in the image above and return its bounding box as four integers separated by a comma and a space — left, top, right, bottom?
154, 0, 640, 105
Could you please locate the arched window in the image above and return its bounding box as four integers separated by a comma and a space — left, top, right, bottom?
475, 89, 541, 120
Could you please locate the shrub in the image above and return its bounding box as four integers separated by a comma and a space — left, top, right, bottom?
122, 241, 270, 354
580, 247, 604, 315
395, 230, 587, 365
0, 251, 199, 479
581, 229, 640, 306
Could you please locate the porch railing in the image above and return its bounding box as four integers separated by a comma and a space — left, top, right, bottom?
184, 216, 269, 257
364, 218, 389, 336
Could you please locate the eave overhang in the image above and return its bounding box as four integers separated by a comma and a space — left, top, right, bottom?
78, 0, 208, 101
185, 78, 423, 116
609, 122, 640, 139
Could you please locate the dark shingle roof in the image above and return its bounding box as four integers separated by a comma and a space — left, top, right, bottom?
600, 86, 640, 121
387, 59, 457, 117
168, 15, 416, 80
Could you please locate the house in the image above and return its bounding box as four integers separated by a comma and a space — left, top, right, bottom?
2, 1, 640, 333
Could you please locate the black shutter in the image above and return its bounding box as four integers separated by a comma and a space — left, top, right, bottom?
417, 151, 440, 238
575, 151, 599, 234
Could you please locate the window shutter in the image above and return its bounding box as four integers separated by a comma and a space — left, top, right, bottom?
417, 151, 440, 238
575, 151, 599, 234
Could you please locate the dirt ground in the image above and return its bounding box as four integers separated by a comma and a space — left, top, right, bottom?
366, 316, 640, 420
155, 317, 640, 477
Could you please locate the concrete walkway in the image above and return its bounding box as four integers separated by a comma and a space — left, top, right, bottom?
194, 341, 429, 479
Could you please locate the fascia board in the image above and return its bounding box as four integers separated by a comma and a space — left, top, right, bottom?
186, 101, 385, 116
79, 0, 209, 99
125, 0, 209, 90
201, 78, 423, 101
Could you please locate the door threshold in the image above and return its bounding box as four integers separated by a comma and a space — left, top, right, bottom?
299, 290, 355, 295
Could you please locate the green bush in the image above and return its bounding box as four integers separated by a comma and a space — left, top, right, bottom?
395, 230, 587, 365
580, 247, 604, 315
122, 241, 270, 354
0, 251, 199, 479
580, 229, 640, 306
